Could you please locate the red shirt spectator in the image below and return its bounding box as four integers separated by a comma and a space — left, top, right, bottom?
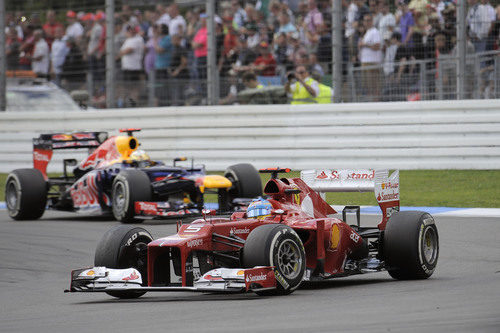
253, 42, 277, 76
192, 25, 208, 58
42, 10, 63, 48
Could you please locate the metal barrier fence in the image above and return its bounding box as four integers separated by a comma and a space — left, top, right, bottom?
2, 1, 500, 110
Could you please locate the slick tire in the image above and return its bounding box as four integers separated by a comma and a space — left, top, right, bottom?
225, 163, 262, 201
243, 224, 306, 296
384, 211, 439, 280
112, 169, 152, 223
5, 169, 47, 220
94, 225, 153, 299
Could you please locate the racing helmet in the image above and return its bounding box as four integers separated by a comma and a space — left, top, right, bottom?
130, 149, 150, 162
246, 198, 273, 219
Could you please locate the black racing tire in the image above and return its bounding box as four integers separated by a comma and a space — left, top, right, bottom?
224, 163, 262, 201
243, 224, 306, 296
5, 169, 47, 220
384, 211, 439, 280
111, 169, 152, 223
94, 225, 153, 299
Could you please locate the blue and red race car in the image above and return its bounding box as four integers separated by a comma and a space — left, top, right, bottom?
5, 128, 262, 223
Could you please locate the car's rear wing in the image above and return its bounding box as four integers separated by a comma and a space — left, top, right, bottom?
300, 169, 400, 230
33, 132, 108, 178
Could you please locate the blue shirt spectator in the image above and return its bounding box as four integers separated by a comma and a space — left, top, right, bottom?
155, 33, 172, 69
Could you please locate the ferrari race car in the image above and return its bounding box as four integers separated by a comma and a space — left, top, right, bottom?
4, 129, 262, 223
66, 168, 439, 298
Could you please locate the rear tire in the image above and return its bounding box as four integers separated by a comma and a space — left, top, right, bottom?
112, 169, 152, 223
243, 224, 305, 295
224, 163, 262, 201
384, 211, 439, 280
5, 169, 47, 220
94, 225, 153, 299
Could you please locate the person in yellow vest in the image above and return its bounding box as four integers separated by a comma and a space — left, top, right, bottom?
311, 71, 334, 104
285, 65, 320, 104
242, 72, 264, 89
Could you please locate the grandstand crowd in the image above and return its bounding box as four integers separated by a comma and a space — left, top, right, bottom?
5, 0, 500, 106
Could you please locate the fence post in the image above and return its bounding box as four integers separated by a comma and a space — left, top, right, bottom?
456, 0, 466, 100
105, 0, 116, 108
331, 0, 342, 103
206, 0, 218, 105
0, 0, 6, 111
148, 70, 155, 107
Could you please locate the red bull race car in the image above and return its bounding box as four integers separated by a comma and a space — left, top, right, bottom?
4, 129, 262, 223
66, 168, 439, 298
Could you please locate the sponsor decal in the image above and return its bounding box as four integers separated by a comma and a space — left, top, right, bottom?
33, 151, 50, 162
377, 192, 399, 202
237, 270, 244, 276
346, 170, 374, 180
316, 171, 328, 179
52, 134, 73, 141
122, 271, 140, 281
70, 174, 100, 208
72, 133, 96, 140
86, 270, 95, 276
349, 231, 360, 243
230, 227, 250, 235
124, 231, 150, 246
184, 225, 203, 233
187, 238, 203, 248
274, 270, 290, 289
381, 182, 399, 190
245, 272, 268, 283
138, 202, 157, 212
203, 274, 223, 281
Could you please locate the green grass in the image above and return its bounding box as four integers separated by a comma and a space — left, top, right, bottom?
1, 170, 499, 208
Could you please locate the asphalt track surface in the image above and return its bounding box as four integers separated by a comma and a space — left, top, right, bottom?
1, 211, 499, 333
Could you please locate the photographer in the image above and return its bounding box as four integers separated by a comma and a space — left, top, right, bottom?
285, 65, 320, 104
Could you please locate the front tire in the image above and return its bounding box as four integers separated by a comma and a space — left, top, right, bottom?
112, 169, 152, 223
384, 211, 439, 280
94, 225, 153, 299
5, 169, 47, 220
243, 224, 306, 295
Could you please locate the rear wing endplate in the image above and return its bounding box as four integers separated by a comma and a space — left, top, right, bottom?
300, 169, 400, 230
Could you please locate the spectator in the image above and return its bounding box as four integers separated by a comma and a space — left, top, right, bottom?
304, 0, 324, 35
192, 14, 208, 80
155, 24, 172, 106
6, 26, 22, 70
65, 10, 84, 41
119, 25, 145, 106
398, 0, 415, 45
170, 34, 190, 106
219, 15, 239, 76
242, 71, 264, 89
311, 70, 333, 104
31, 29, 50, 78
378, 2, 396, 42
62, 37, 86, 89
87, 14, 104, 82
285, 65, 319, 104
42, 10, 63, 47
277, 11, 298, 37
169, 4, 187, 37
358, 14, 383, 101
231, 0, 248, 30
144, 25, 158, 76
19, 25, 35, 70
252, 41, 277, 76
467, 0, 492, 53
156, 4, 171, 27
274, 32, 294, 78
50, 26, 69, 85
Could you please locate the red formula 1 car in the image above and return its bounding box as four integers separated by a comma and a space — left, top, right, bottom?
66, 168, 439, 298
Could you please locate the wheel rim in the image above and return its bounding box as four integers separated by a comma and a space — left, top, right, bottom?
422, 227, 438, 264
113, 182, 127, 213
6, 180, 19, 211
276, 239, 302, 279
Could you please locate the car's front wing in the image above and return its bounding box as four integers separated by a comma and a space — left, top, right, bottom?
65, 266, 277, 294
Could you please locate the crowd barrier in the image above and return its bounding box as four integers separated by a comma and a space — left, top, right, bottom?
0, 99, 499, 173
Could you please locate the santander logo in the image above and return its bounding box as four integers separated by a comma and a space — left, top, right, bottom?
246, 273, 267, 282
122, 271, 139, 281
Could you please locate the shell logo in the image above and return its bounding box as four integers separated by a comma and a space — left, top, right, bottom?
330, 224, 340, 250
86, 270, 95, 276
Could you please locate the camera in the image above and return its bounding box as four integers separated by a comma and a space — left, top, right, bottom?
287, 72, 296, 81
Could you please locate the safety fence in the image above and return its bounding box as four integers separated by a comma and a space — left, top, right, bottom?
1, 99, 499, 173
